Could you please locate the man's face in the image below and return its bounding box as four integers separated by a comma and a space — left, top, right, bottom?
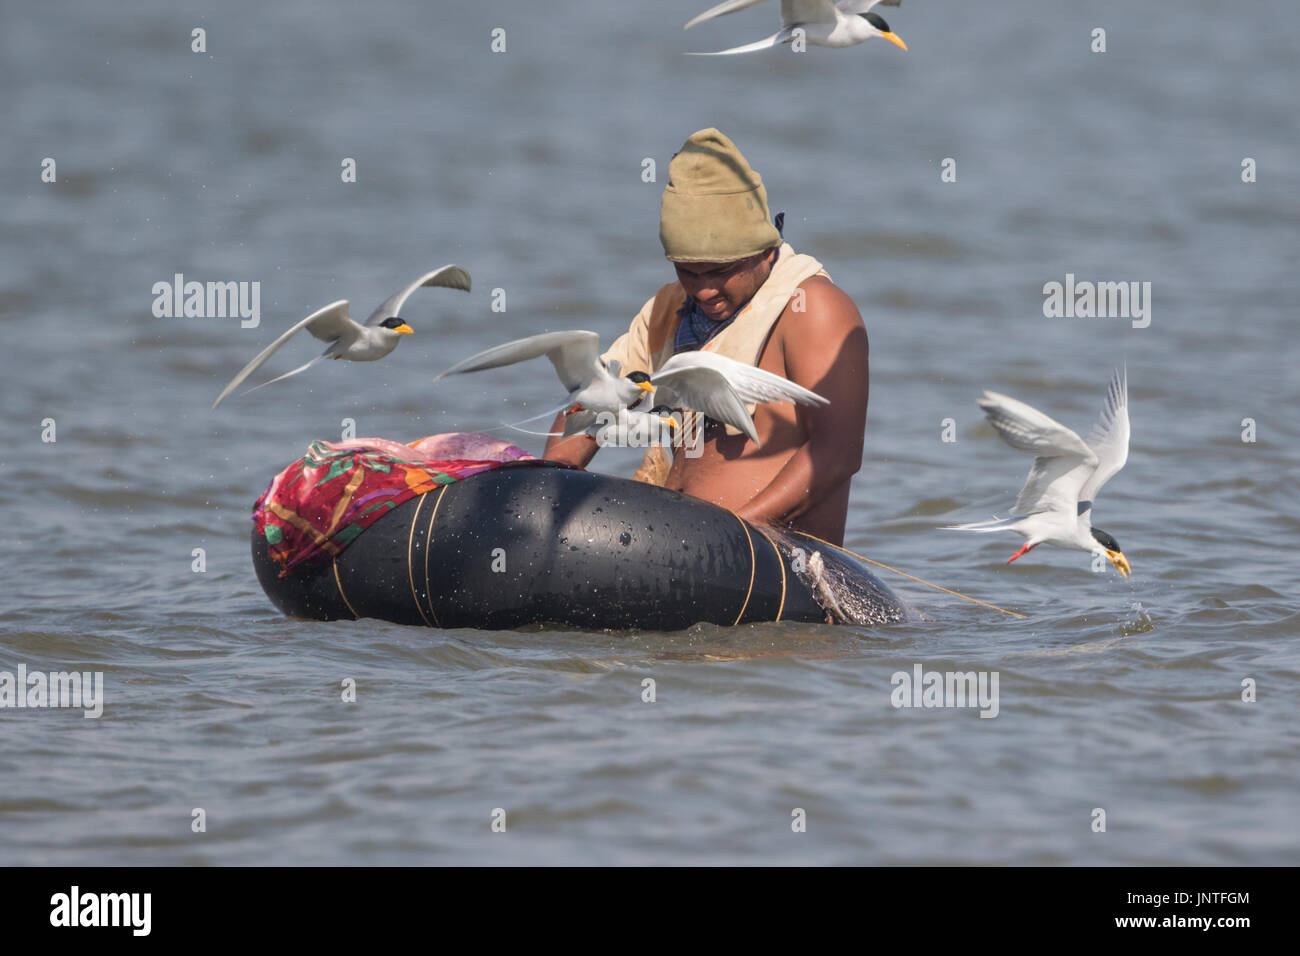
673, 249, 775, 322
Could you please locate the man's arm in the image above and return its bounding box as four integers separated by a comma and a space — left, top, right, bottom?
733, 278, 869, 526
542, 415, 599, 468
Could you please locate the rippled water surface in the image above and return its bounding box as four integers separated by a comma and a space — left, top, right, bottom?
2, 0, 1297, 864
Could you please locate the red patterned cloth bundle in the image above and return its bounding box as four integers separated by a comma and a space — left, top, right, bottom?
253, 433, 539, 576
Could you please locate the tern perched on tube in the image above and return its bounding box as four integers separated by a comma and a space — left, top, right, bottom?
685, 0, 907, 56
942, 369, 1132, 577
433, 329, 827, 446
212, 265, 471, 409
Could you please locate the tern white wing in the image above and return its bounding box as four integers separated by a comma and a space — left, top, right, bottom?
686, 0, 875, 28
363, 265, 471, 327
1077, 368, 1130, 506
212, 300, 355, 409
685, 0, 771, 29
655, 351, 828, 407
783, 0, 840, 25
1010, 453, 1099, 519
646, 365, 760, 444
835, 0, 901, 14
977, 391, 1094, 459
976, 391, 1099, 518
434, 330, 604, 394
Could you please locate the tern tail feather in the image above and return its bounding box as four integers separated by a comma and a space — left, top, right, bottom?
686, 30, 785, 55
238, 355, 326, 399
940, 517, 1022, 533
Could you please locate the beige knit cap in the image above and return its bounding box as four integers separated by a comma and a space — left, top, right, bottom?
659, 128, 781, 262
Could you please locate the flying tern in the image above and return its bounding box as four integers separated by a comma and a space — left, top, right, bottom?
648, 348, 828, 444
685, 0, 907, 56
942, 370, 1132, 577
433, 329, 827, 445
212, 265, 471, 409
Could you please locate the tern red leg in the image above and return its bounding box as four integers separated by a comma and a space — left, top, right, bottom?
1006, 542, 1040, 564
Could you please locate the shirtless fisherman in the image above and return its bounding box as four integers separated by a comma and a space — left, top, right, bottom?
544, 128, 869, 546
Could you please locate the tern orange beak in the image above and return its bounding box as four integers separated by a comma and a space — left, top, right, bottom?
393, 323, 414, 335
882, 32, 907, 52
636, 380, 656, 393
1106, 550, 1131, 578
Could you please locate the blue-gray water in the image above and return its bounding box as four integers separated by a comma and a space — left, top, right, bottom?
2, 0, 1297, 864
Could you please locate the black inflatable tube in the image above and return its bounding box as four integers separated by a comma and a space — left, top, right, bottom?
252, 464, 905, 631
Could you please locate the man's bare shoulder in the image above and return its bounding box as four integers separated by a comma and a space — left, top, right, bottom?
781, 275, 866, 339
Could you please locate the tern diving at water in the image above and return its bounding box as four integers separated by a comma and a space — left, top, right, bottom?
685, 0, 907, 56
212, 265, 471, 409
433, 329, 827, 445
943, 369, 1133, 577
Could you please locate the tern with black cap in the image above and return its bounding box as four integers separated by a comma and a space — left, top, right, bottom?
212, 265, 471, 409
685, 0, 907, 56
942, 369, 1133, 578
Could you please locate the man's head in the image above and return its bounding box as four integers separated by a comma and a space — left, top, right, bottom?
660, 128, 780, 319
672, 248, 778, 321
